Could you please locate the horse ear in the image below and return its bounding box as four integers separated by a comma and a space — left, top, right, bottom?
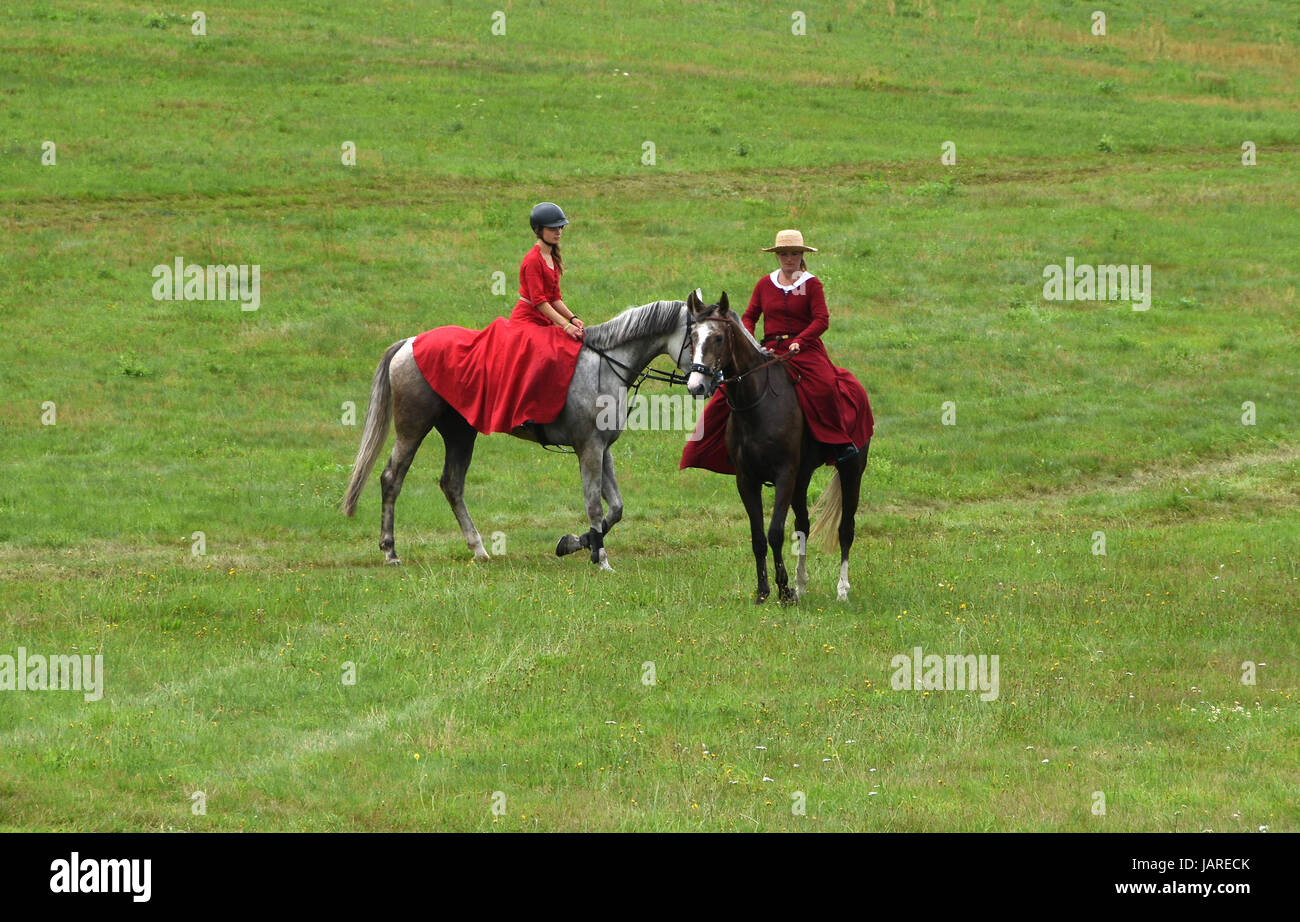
686, 289, 701, 313
717, 291, 730, 315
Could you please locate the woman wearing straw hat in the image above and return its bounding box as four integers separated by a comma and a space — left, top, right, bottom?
680, 228, 873, 474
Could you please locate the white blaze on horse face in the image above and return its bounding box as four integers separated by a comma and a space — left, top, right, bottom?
686, 330, 710, 393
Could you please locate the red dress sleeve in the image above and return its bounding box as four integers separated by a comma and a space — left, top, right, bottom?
742, 279, 764, 335
520, 251, 553, 308
794, 277, 829, 344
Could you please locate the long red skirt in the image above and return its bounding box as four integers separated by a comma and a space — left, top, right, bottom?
411, 301, 582, 434
680, 344, 873, 475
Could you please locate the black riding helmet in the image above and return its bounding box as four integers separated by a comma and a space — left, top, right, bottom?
530, 202, 569, 232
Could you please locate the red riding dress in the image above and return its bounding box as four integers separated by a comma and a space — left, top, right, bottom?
679, 271, 874, 475
411, 245, 582, 433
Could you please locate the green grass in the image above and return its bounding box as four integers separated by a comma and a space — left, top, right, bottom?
1, 0, 1296, 831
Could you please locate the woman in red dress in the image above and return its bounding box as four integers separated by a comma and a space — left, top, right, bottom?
680, 228, 873, 474
411, 202, 587, 434
515, 201, 585, 341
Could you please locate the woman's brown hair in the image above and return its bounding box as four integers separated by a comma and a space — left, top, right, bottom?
535, 229, 564, 276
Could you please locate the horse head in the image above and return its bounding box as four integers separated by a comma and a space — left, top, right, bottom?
685, 289, 737, 398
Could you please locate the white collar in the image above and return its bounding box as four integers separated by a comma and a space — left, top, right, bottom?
769, 269, 816, 292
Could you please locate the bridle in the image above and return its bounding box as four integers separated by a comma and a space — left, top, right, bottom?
576, 304, 797, 418
533, 306, 709, 454
691, 315, 798, 412
582, 308, 695, 401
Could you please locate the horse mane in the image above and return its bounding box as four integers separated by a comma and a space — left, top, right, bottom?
584, 299, 685, 350
725, 310, 767, 356
694, 302, 767, 363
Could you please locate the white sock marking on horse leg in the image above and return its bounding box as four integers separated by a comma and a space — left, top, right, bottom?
469, 533, 489, 560
598, 547, 613, 571
837, 560, 850, 601
796, 553, 808, 599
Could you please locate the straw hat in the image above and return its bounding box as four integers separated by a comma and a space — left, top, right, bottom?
761, 229, 818, 253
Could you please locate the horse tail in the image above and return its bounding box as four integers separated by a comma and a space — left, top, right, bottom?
808, 470, 843, 553
343, 339, 404, 516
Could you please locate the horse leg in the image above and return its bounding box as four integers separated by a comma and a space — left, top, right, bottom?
769, 470, 797, 604
736, 472, 770, 603
791, 450, 819, 600
565, 440, 612, 570
436, 415, 489, 561
593, 445, 624, 569
378, 423, 433, 566
834, 441, 869, 601
378, 343, 438, 565
555, 442, 612, 568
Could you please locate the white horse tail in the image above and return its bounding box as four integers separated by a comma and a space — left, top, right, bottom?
808, 470, 843, 553
343, 339, 405, 516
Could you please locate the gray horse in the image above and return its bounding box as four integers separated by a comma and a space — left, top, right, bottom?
343, 296, 700, 569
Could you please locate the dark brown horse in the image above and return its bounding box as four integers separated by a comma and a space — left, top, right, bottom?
684, 291, 869, 603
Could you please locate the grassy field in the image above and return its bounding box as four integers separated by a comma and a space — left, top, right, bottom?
1, 0, 1297, 831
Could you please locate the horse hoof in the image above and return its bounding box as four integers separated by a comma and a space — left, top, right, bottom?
473, 552, 491, 562
779, 588, 797, 604
556, 534, 583, 557
754, 592, 769, 605
385, 557, 402, 567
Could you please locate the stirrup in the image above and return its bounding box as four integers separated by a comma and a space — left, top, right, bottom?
524, 420, 550, 445
835, 443, 860, 463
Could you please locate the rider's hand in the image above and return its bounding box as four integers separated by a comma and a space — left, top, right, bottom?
566, 322, 584, 341
570, 317, 585, 333
788, 341, 801, 354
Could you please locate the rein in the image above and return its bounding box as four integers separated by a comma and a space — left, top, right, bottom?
714, 322, 800, 412
530, 304, 696, 454
720, 350, 798, 388
586, 344, 692, 392
581, 312, 694, 402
